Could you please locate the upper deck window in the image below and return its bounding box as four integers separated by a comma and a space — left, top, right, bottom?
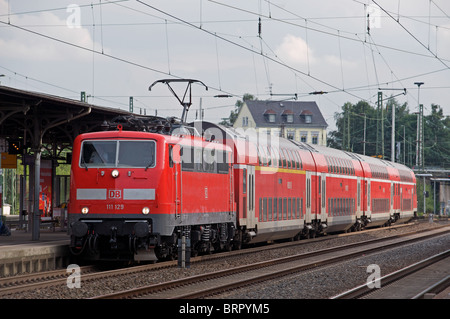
80, 140, 156, 169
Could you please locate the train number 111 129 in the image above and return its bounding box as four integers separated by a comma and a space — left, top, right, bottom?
106, 204, 124, 210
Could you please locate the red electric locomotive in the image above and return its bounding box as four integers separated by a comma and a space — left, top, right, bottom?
69, 117, 235, 261
68, 116, 417, 262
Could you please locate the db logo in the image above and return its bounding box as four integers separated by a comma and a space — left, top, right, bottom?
108, 190, 122, 199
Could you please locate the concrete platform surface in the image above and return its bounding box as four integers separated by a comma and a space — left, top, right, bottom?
0, 229, 70, 277
0, 229, 69, 246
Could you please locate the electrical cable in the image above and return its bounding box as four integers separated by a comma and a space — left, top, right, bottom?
136, 0, 367, 102
0, 18, 241, 101
3, 0, 450, 122
373, 0, 450, 70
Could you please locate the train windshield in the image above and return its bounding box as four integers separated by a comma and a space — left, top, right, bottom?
80, 140, 156, 168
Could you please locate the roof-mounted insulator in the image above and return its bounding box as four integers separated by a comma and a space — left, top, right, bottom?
258, 17, 262, 37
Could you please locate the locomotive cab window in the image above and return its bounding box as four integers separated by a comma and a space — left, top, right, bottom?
118, 141, 155, 168
80, 140, 156, 169
81, 141, 116, 167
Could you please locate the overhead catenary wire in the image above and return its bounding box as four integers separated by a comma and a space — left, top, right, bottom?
0, 18, 240, 101
4, 0, 362, 106
373, 0, 450, 70
338, 29, 345, 90
135, 0, 367, 102
214, 34, 222, 90
91, 3, 96, 103
305, 19, 311, 76
4, 0, 450, 64
207, 0, 450, 63
202, 0, 450, 108
2, 0, 450, 123
99, 0, 105, 54
258, 19, 273, 95
165, 19, 171, 75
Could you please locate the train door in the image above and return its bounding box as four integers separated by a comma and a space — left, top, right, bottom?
400, 185, 403, 211
320, 173, 326, 219
305, 171, 312, 224
245, 165, 256, 229
170, 144, 182, 219
227, 152, 234, 218
357, 177, 362, 219
390, 181, 394, 215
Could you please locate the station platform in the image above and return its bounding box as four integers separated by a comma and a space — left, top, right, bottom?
0, 229, 70, 277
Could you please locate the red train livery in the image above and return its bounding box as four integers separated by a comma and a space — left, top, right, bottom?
68, 119, 417, 261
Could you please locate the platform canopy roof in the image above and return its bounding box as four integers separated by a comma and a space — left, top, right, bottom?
0, 85, 132, 158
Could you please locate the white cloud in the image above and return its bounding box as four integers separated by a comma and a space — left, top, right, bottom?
275, 34, 315, 66
0, 1, 95, 63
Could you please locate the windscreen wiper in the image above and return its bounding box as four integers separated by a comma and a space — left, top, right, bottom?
81, 159, 88, 171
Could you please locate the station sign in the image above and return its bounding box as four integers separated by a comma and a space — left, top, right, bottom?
1, 153, 17, 169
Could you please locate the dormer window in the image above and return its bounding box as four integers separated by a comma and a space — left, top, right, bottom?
300, 110, 313, 124
305, 115, 312, 123
281, 109, 294, 123
264, 109, 277, 123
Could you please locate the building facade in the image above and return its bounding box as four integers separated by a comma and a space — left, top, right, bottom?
233, 100, 328, 146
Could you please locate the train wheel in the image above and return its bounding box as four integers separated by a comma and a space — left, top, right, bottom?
167, 246, 177, 261
191, 248, 199, 257
224, 242, 232, 252
206, 242, 212, 254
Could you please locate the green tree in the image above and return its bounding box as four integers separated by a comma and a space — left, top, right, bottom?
219, 93, 255, 126
328, 100, 382, 156
328, 98, 450, 168
416, 178, 435, 215
423, 104, 450, 168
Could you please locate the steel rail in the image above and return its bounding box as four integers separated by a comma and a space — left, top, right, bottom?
1, 223, 447, 298
331, 249, 450, 299
91, 226, 450, 299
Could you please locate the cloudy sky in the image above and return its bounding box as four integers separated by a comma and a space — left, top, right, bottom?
1, 0, 449, 131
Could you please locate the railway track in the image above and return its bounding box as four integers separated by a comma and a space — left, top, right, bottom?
91, 226, 450, 299
0, 222, 411, 294
0, 265, 98, 296
0, 261, 176, 298
1, 223, 448, 299
332, 249, 450, 299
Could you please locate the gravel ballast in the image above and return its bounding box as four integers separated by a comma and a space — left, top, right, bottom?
3, 220, 449, 299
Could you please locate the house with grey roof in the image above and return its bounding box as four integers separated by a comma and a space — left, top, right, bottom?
233, 100, 328, 146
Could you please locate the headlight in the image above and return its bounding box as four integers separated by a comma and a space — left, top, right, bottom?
81, 207, 89, 214
142, 207, 150, 215
111, 169, 119, 178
